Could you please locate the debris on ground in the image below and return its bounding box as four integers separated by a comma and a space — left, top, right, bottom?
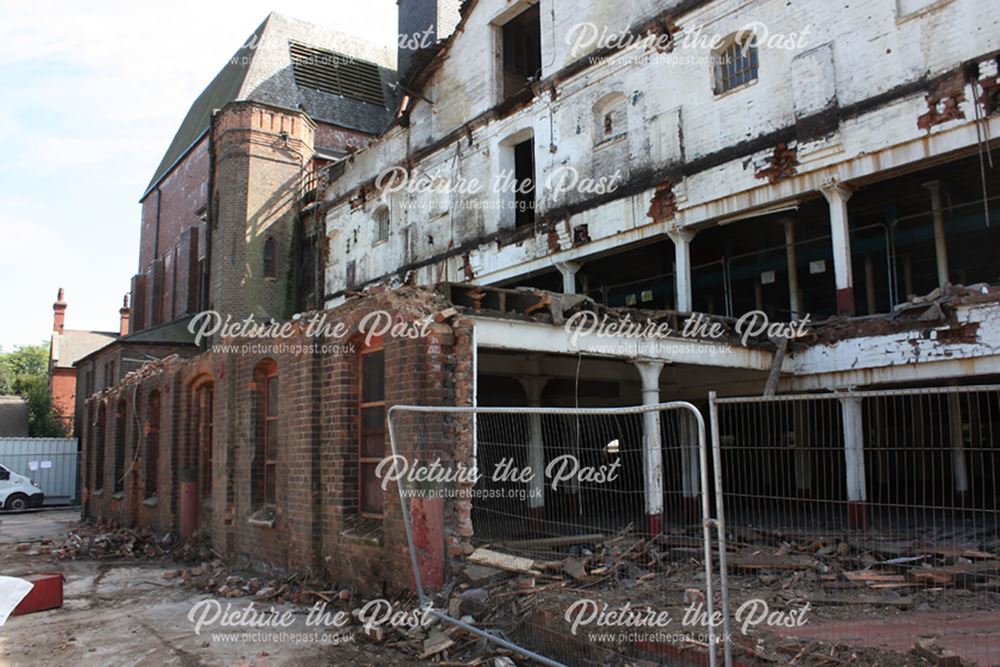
31, 517, 1000, 665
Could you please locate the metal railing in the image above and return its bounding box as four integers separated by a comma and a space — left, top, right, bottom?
387, 403, 724, 667
708, 385, 1000, 667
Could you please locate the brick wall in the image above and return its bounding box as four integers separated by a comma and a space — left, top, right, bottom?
80, 288, 472, 594
50, 367, 77, 434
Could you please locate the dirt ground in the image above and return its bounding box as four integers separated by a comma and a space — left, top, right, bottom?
0, 509, 420, 666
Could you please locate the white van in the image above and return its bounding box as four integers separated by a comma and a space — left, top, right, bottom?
0, 464, 44, 511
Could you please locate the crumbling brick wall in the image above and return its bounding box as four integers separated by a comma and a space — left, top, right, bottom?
80, 288, 473, 595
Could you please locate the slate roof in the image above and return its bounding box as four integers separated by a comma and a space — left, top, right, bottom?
142, 12, 398, 199
50, 330, 118, 369
71, 316, 198, 368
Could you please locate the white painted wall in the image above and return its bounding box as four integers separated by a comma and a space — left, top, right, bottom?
322, 0, 999, 301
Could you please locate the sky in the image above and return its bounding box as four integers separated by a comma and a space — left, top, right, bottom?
0, 0, 397, 351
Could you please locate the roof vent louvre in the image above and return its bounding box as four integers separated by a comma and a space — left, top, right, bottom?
289, 41, 385, 106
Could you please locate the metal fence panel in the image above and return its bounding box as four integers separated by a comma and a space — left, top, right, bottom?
709, 386, 1000, 667
387, 403, 723, 667
0, 437, 79, 503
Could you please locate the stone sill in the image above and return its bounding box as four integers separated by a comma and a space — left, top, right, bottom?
143, 495, 158, 507
248, 506, 277, 528
339, 514, 383, 546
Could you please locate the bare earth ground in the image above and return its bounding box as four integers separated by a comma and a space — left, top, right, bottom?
0, 509, 418, 667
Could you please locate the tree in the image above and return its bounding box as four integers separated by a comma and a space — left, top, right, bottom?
0, 343, 66, 437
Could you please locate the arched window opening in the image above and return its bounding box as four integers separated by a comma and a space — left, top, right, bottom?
145, 391, 161, 500
263, 236, 277, 279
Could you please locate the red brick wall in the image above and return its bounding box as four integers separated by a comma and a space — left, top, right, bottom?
80, 289, 472, 595
50, 367, 77, 434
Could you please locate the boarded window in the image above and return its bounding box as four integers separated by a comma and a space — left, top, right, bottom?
593, 93, 628, 143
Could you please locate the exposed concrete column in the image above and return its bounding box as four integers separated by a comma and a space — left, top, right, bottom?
632, 361, 664, 536
517, 377, 549, 520
667, 228, 696, 312
864, 254, 877, 315
780, 218, 802, 318
821, 182, 855, 316
680, 409, 701, 522
555, 261, 582, 295
947, 390, 969, 503
839, 396, 867, 528
923, 180, 950, 288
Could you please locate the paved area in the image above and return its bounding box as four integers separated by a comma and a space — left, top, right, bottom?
780, 611, 1000, 666
0, 507, 80, 544
0, 511, 413, 666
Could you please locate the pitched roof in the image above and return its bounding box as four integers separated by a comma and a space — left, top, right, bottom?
50, 330, 118, 369
142, 12, 398, 199
71, 316, 199, 368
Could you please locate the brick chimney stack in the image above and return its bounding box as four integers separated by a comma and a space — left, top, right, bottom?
52, 288, 67, 334
119, 294, 130, 336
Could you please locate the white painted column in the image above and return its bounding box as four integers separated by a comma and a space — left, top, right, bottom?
667, 229, 696, 312
555, 262, 582, 295
948, 391, 969, 500
518, 377, 549, 515
923, 181, 950, 288
781, 218, 802, 319
821, 182, 855, 316
633, 361, 664, 535
839, 396, 867, 528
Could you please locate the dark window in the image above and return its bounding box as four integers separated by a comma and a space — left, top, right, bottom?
145, 392, 160, 499
715, 34, 759, 93
501, 4, 541, 100
113, 400, 126, 494
374, 207, 390, 244
359, 343, 385, 517
514, 137, 535, 228
95, 403, 107, 491
194, 382, 214, 499
289, 41, 385, 105
253, 360, 278, 508
263, 237, 277, 279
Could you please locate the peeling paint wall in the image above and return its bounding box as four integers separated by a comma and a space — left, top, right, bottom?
322, 0, 1000, 302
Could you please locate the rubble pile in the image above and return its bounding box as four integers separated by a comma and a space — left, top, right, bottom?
51, 520, 214, 562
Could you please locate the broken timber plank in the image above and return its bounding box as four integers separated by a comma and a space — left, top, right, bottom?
468, 548, 539, 574
844, 570, 906, 583
500, 533, 605, 548
912, 639, 962, 667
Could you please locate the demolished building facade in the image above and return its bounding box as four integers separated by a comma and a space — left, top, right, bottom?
76, 0, 1000, 601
